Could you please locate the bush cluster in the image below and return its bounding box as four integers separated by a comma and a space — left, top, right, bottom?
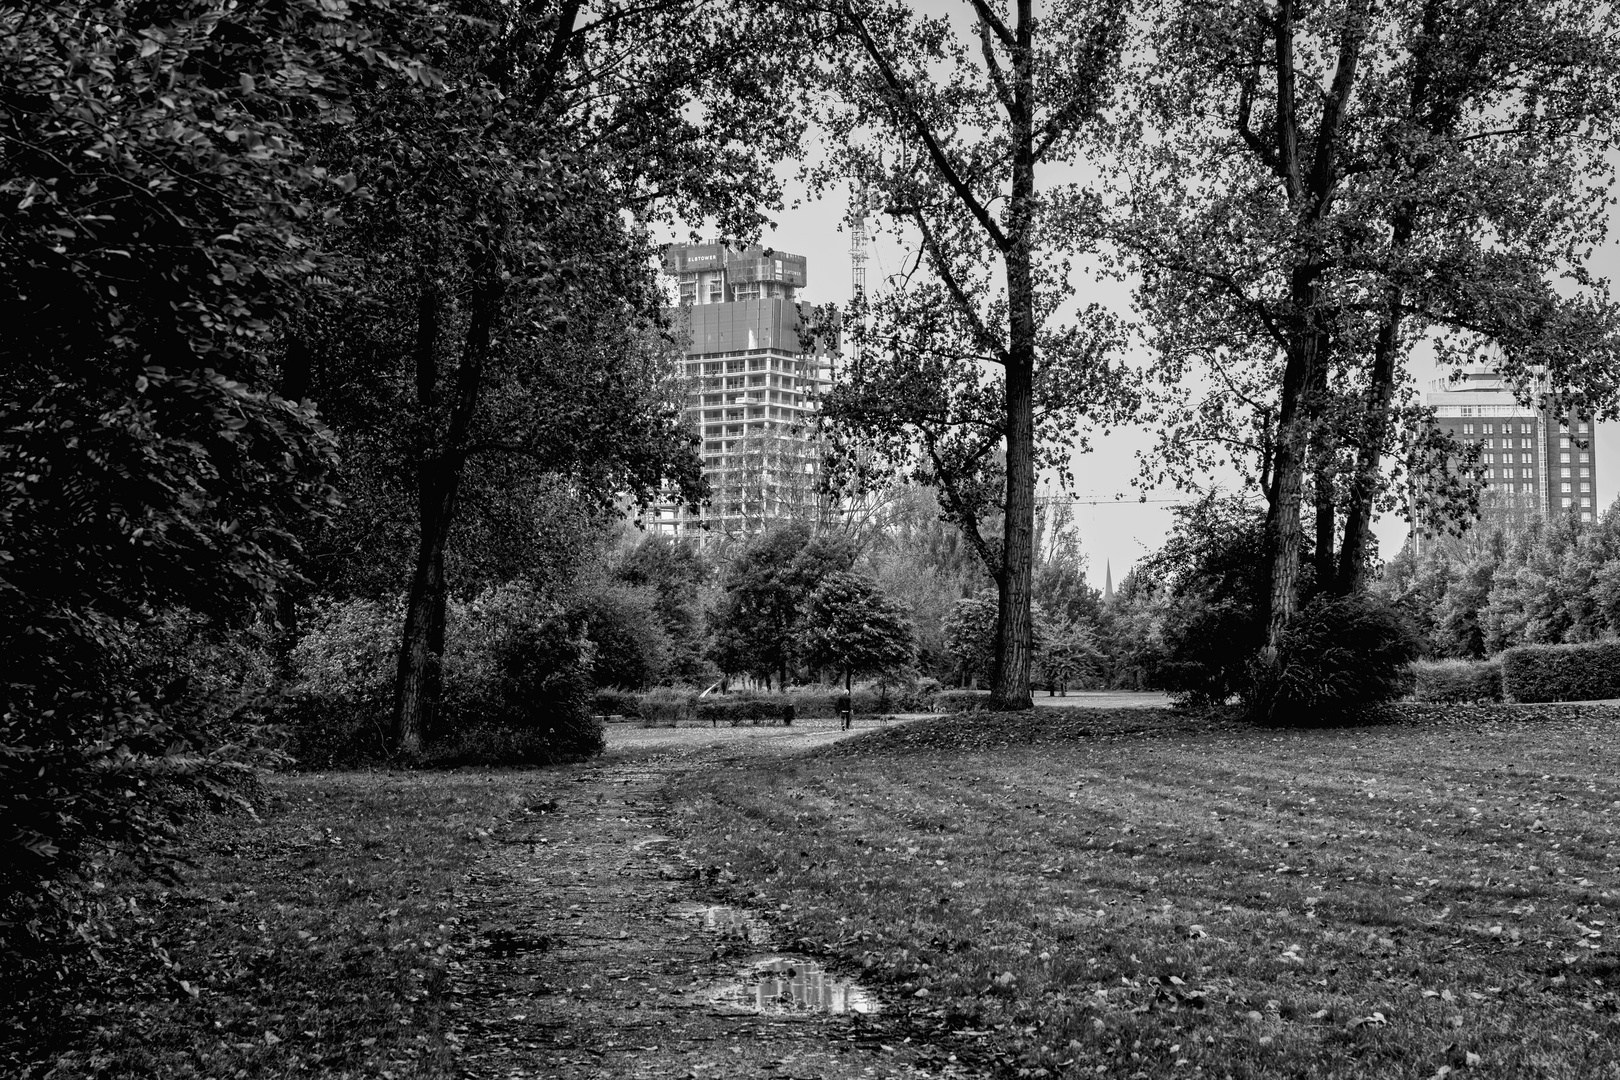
282, 589, 604, 766
1411, 659, 1503, 703
1255, 594, 1420, 724
1500, 641, 1620, 703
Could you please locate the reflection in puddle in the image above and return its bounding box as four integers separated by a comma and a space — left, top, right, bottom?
710, 956, 879, 1014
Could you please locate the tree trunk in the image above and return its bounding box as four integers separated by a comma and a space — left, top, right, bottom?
1338, 198, 1414, 594
1337, 297, 1402, 593
989, 0, 1037, 713
393, 494, 451, 754
993, 356, 1037, 710
391, 216, 505, 754
1262, 321, 1323, 656
1313, 457, 1335, 592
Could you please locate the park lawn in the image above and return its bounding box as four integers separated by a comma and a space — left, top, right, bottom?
667, 706, 1620, 1079
20, 770, 539, 1080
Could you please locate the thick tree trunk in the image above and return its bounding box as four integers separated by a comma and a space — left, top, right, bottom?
1262, 322, 1323, 656
992, 354, 1037, 710
988, 0, 1037, 712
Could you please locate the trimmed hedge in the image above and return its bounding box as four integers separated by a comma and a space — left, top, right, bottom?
695, 698, 796, 725
1500, 640, 1620, 703
627, 685, 938, 725
1411, 659, 1502, 703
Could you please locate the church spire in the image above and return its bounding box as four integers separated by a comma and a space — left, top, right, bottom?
1104, 560, 1114, 602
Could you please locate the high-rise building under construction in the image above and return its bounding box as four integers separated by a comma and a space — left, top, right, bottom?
646, 242, 837, 538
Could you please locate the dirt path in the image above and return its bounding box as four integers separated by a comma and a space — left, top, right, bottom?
445, 738, 976, 1080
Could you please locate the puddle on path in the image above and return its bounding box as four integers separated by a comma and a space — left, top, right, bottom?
708, 956, 880, 1015
673, 902, 771, 944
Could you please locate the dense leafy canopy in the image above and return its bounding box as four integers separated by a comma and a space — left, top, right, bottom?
797, 571, 915, 690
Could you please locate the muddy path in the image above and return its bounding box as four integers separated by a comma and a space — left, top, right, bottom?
445, 736, 978, 1079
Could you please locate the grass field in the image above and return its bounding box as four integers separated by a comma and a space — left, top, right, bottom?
667, 705, 1620, 1079
17, 771, 538, 1080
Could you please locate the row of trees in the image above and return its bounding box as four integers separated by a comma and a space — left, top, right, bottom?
1380, 496, 1620, 657
814, 0, 1620, 717
594, 489, 1098, 693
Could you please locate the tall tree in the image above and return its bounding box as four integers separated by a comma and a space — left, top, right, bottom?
1122, 0, 1620, 670
805, 0, 1135, 710
301, 0, 803, 752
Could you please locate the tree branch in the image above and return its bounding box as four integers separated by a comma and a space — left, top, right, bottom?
839, 0, 1010, 251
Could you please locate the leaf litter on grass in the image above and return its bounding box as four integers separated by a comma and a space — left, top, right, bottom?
668, 705, 1620, 1078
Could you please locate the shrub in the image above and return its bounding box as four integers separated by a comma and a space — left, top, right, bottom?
593, 689, 643, 719
934, 689, 994, 713
1499, 640, 1620, 703
1411, 659, 1503, 703
482, 619, 603, 762
1157, 597, 1262, 706
284, 597, 399, 762
637, 687, 697, 725
1255, 594, 1421, 724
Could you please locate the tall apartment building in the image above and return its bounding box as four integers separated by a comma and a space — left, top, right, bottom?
646, 242, 838, 538
1424, 365, 1597, 522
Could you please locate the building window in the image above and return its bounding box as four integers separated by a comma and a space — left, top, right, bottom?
1562, 467, 1572, 478
1583, 497, 1593, 507
1584, 511, 1594, 521
1483, 423, 1494, 435
1582, 481, 1592, 491
1562, 452, 1571, 463
1563, 482, 1573, 493
1463, 422, 1474, 435
1581, 452, 1591, 462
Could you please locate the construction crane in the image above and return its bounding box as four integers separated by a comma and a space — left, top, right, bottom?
848, 184, 868, 381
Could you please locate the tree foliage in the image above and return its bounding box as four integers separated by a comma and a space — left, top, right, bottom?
1380, 496, 1620, 657
289, 0, 806, 751
1120, 0, 1620, 654
0, 0, 408, 983
797, 571, 916, 691
708, 524, 856, 686
805, 0, 1137, 710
